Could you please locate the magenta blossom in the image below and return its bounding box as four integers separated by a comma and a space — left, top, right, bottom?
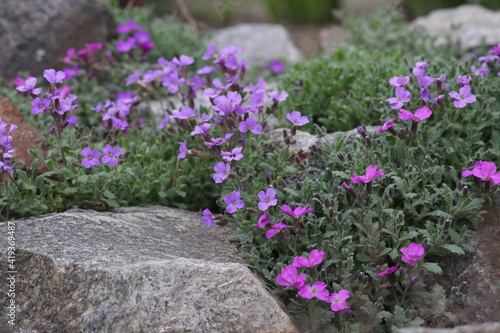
351, 165, 385, 183
286, 111, 309, 126
386, 87, 411, 109
224, 191, 244, 213
16, 77, 42, 95
329, 290, 350, 312
279, 204, 314, 218
265, 221, 289, 239
101, 144, 122, 167
213, 162, 231, 184
201, 208, 215, 227
81, 147, 100, 168
377, 264, 401, 278
117, 19, 142, 34
398, 106, 432, 121
298, 281, 330, 301
378, 118, 395, 133
292, 249, 325, 268
462, 161, 500, 183
257, 188, 278, 211
276, 265, 306, 290
254, 213, 270, 230
177, 141, 189, 160
449, 85, 476, 108
400, 243, 425, 266
268, 59, 285, 73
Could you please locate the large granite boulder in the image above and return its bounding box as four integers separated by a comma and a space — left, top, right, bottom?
410, 4, 500, 50
210, 23, 303, 67
0, 0, 115, 79
0, 207, 300, 333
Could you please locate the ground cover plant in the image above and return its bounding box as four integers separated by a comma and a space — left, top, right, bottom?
1, 7, 500, 333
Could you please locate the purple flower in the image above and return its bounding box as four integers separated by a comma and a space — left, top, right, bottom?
257, 188, 278, 211
268, 59, 285, 73
286, 111, 309, 126
298, 281, 330, 301
171, 106, 196, 120
456, 75, 472, 86
134, 31, 154, 52
202, 44, 217, 60
449, 85, 476, 108
329, 290, 350, 312
156, 114, 170, 131
254, 213, 270, 230
43, 69, 65, 84
292, 249, 325, 268
191, 123, 211, 136
224, 191, 245, 213
398, 106, 432, 121
265, 221, 289, 239
162, 73, 184, 94
212, 92, 242, 116
173, 55, 195, 67
351, 165, 385, 183
196, 66, 215, 75
389, 76, 410, 87
413, 61, 429, 76
378, 118, 395, 133
202, 208, 215, 227
276, 265, 306, 290
221, 147, 244, 161
478, 55, 499, 63
117, 19, 142, 34
64, 114, 78, 126
279, 204, 314, 218
81, 147, 100, 168
177, 141, 189, 160
238, 117, 262, 134
31, 97, 50, 114
386, 87, 411, 109
471, 63, 489, 77
377, 264, 401, 278
268, 90, 288, 103
101, 144, 122, 167
462, 161, 500, 183
417, 75, 435, 88
117, 37, 137, 53
489, 43, 500, 55
248, 78, 267, 94
213, 162, 231, 183
430, 94, 445, 107
204, 133, 233, 147
16, 77, 42, 95
401, 243, 425, 266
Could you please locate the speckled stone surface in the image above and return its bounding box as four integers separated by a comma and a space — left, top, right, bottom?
396, 322, 500, 333
0, 207, 301, 333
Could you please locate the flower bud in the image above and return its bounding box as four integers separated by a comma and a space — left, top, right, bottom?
295, 181, 302, 191
463, 185, 469, 196
347, 153, 353, 161
325, 167, 333, 180
321, 240, 330, 250
443, 218, 452, 231
71, 161, 82, 167
280, 179, 287, 187
337, 152, 346, 161
246, 207, 259, 214
282, 129, 288, 140
265, 171, 272, 185
328, 207, 335, 220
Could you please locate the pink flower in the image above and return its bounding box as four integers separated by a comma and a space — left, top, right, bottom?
298, 281, 330, 301
462, 161, 500, 183
377, 264, 401, 278
202, 208, 215, 227
400, 243, 425, 266
449, 85, 476, 108
101, 145, 122, 167
257, 188, 278, 211
254, 213, 270, 230
224, 191, 244, 213
329, 290, 350, 312
386, 87, 411, 109
292, 250, 325, 268
279, 204, 314, 218
177, 141, 189, 160
81, 147, 100, 168
213, 162, 231, 183
221, 147, 244, 161
378, 118, 395, 133
276, 265, 306, 289
389, 76, 410, 87
398, 106, 432, 121
350, 165, 385, 183
265, 221, 289, 239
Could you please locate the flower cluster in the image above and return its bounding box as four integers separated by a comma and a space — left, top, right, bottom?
91, 92, 138, 131
115, 20, 154, 60
276, 250, 351, 312
0, 118, 17, 175
62, 42, 103, 79
81, 145, 122, 168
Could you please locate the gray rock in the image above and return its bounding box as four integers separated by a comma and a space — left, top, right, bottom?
210, 23, 303, 67
267, 125, 381, 154
410, 4, 500, 50
0, 207, 300, 333
395, 322, 500, 333
0, 0, 115, 79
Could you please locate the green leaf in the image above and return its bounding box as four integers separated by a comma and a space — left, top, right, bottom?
439, 244, 464, 255
47, 159, 56, 171
63, 188, 78, 195
103, 199, 119, 208
103, 190, 116, 199
421, 262, 443, 275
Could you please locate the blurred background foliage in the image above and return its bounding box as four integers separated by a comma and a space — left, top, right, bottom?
109, 0, 500, 26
